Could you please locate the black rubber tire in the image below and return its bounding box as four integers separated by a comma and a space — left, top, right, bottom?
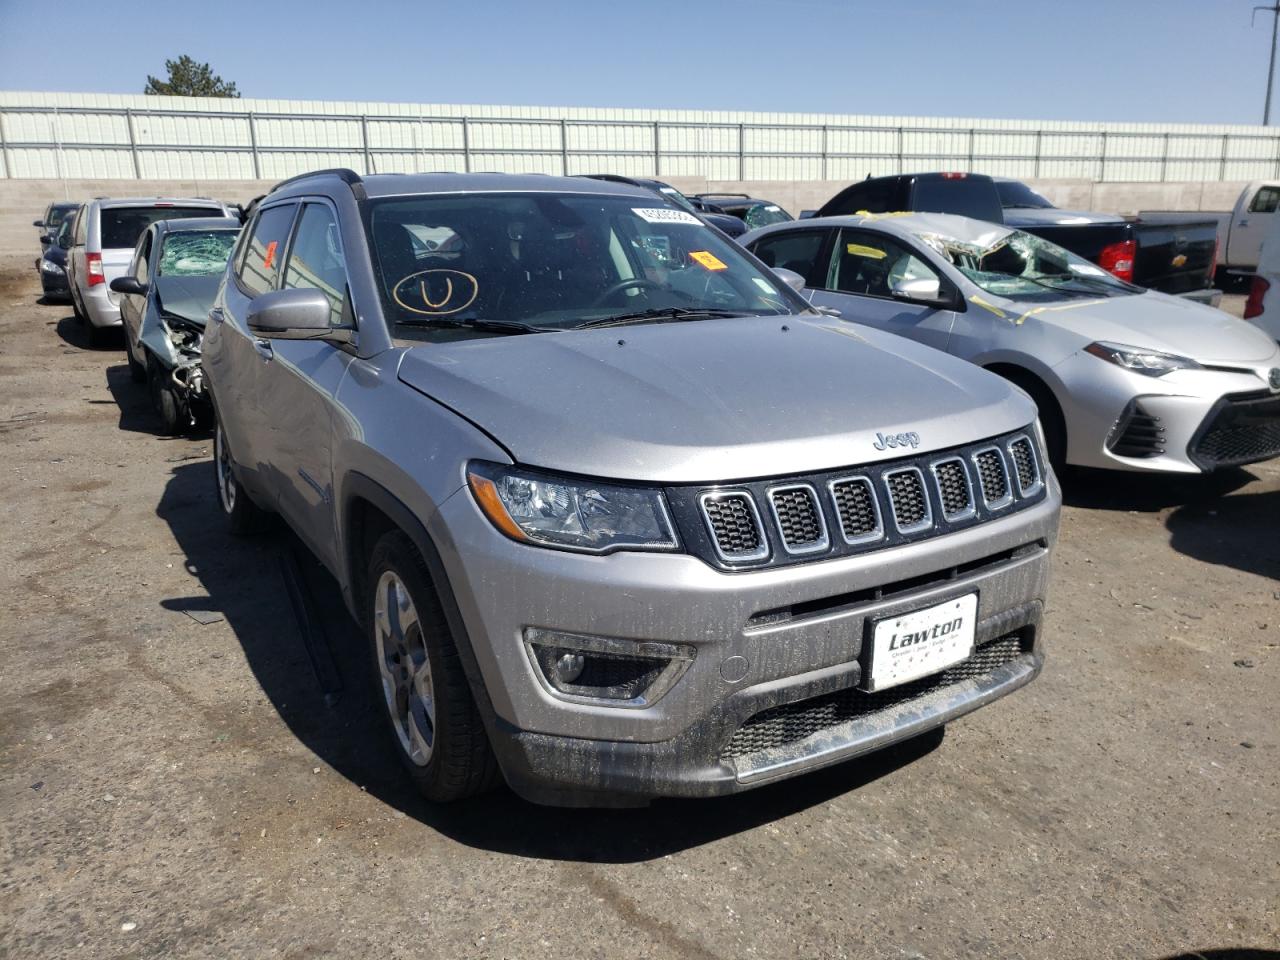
365, 529, 499, 802
213, 412, 271, 536
71, 288, 87, 323
126, 340, 147, 383
86, 322, 112, 349
147, 355, 185, 436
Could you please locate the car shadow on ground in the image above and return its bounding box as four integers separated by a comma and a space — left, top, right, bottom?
1156, 952, 1280, 960
1059, 466, 1257, 513
156, 460, 944, 862
53, 314, 121, 351
1166, 488, 1280, 581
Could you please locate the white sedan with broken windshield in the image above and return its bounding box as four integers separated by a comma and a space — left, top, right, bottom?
744, 212, 1280, 474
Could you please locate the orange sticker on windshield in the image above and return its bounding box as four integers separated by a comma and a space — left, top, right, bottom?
689, 250, 727, 271
263, 240, 278, 269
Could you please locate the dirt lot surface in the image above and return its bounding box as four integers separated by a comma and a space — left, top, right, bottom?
1, 262, 1276, 959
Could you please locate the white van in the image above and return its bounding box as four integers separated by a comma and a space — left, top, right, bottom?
67, 197, 229, 346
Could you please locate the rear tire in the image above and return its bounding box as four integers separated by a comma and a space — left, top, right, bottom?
86, 322, 112, 349
213, 413, 270, 536
365, 529, 499, 802
71, 289, 87, 323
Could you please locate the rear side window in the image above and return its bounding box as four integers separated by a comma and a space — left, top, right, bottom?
910, 177, 1003, 223
237, 204, 297, 297
100, 206, 219, 250
749, 230, 829, 286
1250, 186, 1280, 214
283, 203, 350, 326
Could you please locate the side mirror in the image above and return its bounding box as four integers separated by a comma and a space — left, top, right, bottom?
771, 267, 807, 293
33, 220, 44, 227
891, 277, 943, 303
59, 235, 72, 250
110, 276, 149, 296
40, 234, 55, 245
247, 288, 334, 339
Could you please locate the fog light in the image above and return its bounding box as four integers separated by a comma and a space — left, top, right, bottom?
554, 652, 585, 684
524, 628, 695, 707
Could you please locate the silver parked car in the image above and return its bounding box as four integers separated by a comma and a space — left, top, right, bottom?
110, 217, 242, 434
66, 197, 231, 346
204, 170, 1060, 806
744, 213, 1280, 474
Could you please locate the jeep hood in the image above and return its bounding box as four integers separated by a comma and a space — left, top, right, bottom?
395, 316, 1033, 484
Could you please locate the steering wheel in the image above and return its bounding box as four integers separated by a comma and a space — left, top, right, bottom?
590, 278, 662, 307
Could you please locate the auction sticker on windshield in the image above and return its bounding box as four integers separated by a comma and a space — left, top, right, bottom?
689, 250, 728, 271
633, 208, 703, 226
864, 593, 977, 692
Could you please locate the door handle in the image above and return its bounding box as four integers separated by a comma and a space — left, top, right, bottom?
1239, 219, 1249, 227
253, 338, 273, 361
209, 306, 225, 325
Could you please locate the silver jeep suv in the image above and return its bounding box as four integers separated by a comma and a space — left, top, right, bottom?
204, 170, 1061, 806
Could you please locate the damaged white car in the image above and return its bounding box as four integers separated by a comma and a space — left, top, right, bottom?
111, 218, 241, 434
744, 212, 1280, 475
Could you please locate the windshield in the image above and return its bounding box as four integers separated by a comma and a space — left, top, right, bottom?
157, 230, 238, 276
742, 203, 793, 230
101, 207, 220, 250
922, 228, 1140, 300
368, 192, 807, 335
46, 204, 76, 228
996, 181, 1054, 210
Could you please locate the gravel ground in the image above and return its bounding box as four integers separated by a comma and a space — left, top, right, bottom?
0, 264, 1276, 959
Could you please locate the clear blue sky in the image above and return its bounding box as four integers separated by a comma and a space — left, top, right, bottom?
0, 0, 1274, 124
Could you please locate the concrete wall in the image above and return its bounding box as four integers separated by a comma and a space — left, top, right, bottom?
2, 176, 1255, 256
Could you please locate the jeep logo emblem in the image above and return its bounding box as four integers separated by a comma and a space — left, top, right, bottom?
1270, 368, 1280, 391
873, 431, 921, 451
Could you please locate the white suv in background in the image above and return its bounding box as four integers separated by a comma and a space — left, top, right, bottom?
67, 197, 231, 346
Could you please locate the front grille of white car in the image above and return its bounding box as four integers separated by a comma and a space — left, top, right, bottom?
680, 429, 1045, 570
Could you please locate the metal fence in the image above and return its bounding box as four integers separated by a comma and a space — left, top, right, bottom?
3, 102, 1279, 183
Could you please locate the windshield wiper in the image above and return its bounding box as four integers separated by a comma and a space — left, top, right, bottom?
576, 307, 750, 329
395, 317, 551, 335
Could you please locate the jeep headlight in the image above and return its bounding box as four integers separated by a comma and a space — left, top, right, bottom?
467, 462, 677, 553
1084, 341, 1201, 377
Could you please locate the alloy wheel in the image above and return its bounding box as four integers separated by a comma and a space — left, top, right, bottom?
215, 422, 237, 514
373, 570, 436, 767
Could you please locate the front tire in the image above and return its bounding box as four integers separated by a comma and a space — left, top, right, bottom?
126, 338, 146, 383
365, 530, 498, 802
148, 355, 185, 435
214, 413, 270, 535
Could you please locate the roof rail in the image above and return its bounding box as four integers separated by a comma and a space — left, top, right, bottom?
268, 167, 363, 194
693, 192, 750, 199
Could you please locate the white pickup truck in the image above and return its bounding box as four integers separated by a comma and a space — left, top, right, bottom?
1141, 180, 1280, 281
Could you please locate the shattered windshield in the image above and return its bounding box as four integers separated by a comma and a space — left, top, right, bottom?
742, 203, 793, 230
157, 231, 238, 277
919, 228, 1140, 300
368, 192, 808, 337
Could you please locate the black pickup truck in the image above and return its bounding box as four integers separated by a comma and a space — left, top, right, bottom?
811, 173, 1220, 304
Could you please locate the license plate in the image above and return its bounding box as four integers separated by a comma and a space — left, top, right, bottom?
864, 593, 978, 692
